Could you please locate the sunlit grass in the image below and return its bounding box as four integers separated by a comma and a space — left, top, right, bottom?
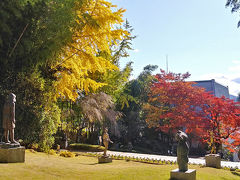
0, 150, 239, 180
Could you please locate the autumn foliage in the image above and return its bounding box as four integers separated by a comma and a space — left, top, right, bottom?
52, 0, 128, 101
201, 95, 240, 153
144, 70, 240, 153
144, 70, 207, 133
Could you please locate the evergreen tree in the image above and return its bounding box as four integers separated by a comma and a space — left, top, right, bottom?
116, 65, 158, 149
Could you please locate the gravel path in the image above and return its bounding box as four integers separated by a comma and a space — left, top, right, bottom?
96, 150, 240, 169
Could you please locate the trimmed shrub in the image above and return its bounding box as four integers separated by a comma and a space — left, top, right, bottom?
48, 149, 56, 155
68, 143, 105, 152
29, 143, 39, 151
60, 151, 75, 158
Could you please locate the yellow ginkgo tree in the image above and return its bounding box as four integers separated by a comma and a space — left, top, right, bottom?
52, 0, 128, 101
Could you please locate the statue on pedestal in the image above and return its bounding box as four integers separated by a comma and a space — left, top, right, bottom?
176, 130, 189, 172
170, 131, 196, 180
102, 128, 113, 157
2, 93, 18, 145
0, 93, 25, 163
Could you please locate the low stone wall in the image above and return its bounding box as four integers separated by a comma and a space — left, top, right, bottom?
205, 154, 221, 169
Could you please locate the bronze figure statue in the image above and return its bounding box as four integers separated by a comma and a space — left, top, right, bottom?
102, 128, 113, 157
2, 93, 18, 144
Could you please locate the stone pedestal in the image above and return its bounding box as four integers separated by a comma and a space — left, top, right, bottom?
205, 154, 221, 168
170, 169, 196, 180
98, 156, 112, 163
0, 146, 25, 163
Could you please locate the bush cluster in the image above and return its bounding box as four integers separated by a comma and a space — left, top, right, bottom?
68, 143, 105, 152
59, 151, 75, 158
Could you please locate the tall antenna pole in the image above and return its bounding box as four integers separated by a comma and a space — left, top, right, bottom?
166, 54, 169, 73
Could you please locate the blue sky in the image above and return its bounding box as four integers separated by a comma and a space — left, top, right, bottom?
112, 0, 240, 96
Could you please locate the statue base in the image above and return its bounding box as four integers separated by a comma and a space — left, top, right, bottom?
0, 145, 25, 163
170, 169, 196, 180
0, 142, 20, 149
98, 155, 112, 163
205, 154, 221, 168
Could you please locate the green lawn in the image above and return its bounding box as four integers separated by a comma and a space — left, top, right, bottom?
0, 150, 239, 180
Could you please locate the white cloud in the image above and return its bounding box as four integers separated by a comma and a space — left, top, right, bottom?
228, 65, 240, 72
199, 73, 240, 96
133, 49, 140, 53
232, 60, 240, 64
229, 60, 240, 72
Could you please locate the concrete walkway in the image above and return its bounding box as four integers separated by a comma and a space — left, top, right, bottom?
96, 150, 240, 169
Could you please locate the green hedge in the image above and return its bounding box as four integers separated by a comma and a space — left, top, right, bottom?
68, 143, 105, 152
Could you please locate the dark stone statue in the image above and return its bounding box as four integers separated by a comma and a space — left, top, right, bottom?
176, 130, 189, 172
2, 93, 18, 144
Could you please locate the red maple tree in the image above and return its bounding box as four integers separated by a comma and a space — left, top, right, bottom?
144, 70, 207, 134
144, 69, 240, 153
201, 94, 240, 153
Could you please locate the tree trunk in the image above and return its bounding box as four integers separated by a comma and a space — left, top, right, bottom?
215, 143, 221, 154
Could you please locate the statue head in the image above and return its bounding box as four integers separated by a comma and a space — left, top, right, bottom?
176, 130, 189, 149
8, 93, 16, 103
176, 130, 188, 142
104, 128, 108, 133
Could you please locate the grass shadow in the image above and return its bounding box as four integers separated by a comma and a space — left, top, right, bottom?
231, 171, 240, 177
77, 162, 99, 165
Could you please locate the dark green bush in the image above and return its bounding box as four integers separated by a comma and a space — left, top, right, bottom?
68, 143, 105, 152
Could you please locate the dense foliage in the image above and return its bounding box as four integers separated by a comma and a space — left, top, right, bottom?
201, 95, 240, 153
1, 0, 239, 156
144, 70, 240, 154
144, 70, 206, 134
0, 0, 131, 151
0, 0, 74, 151
114, 65, 159, 152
